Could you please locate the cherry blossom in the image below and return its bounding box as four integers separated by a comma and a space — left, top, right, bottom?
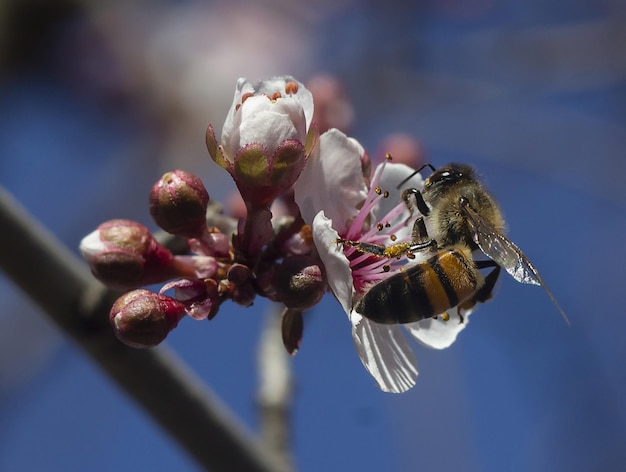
294, 129, 472, 392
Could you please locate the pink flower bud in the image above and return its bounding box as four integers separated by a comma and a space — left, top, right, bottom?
206, 76, 319, 209
227, 263, 251, 285
306, 74, 354, 134
79, 220, 175, 289
232, 281, 256, 307
377, 133, 425, 169
110, 289, 185, 348
188, 230, 230, 258
274, 255, 326, 310
160, 278, 220, 320
149, 170, 210, 238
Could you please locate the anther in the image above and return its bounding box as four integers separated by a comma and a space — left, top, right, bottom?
374, 187, 382, 195
241, 92, 254, 103
285, 81, 299, 94
271, 92, 282, 100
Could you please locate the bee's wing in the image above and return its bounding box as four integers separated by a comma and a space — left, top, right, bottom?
461, 201, 569, 324
460, 202, 540, 284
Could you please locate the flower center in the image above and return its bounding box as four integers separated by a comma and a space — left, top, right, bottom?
340, 159, 420, 294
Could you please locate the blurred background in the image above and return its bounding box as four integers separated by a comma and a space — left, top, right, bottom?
1, 0, 626, 470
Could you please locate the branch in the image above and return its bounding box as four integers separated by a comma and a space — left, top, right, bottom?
257, 305, 294, 470
0, 185, 288, 472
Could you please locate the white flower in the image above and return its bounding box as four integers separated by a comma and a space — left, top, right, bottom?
206, 76, 317, 208
221, 76, 314, 160
294, 129, 471, 393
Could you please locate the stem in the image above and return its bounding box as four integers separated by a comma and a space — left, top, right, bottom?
240, 205, 273, 258
0, 185, 288, 472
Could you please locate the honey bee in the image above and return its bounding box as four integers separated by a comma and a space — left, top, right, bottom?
338, 163, 568, 325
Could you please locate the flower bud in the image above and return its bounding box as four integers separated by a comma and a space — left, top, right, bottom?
149, 170, 210, 238
232, 281, 256, 307
188, 229, 230, 258
281, 224, 313, 256
206, 76, 319, 208
80, 220, 175, 289
110, 289, 185, 348
306, 74, 354, 133
255, 266, 280, 302
160, 278, 221, 320
227, 263, 251, 285
377, 133, 425, 169
274, 255, 326, 310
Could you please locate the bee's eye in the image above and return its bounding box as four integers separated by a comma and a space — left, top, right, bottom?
430, 169, 462, 185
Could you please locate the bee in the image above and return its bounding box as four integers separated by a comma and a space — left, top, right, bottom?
338, 163, 568, 325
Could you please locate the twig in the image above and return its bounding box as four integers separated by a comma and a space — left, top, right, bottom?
257, 305, 294, 471
0, 185, 288, 472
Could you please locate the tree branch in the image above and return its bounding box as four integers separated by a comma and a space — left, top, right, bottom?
257, 306, 294, 471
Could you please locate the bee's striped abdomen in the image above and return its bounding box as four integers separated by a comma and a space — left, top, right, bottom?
354, 249, 481, 324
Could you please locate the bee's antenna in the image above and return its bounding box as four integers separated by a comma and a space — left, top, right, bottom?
396, 163, 436, 189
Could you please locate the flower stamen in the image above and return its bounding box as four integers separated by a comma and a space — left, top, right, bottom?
285, 81, 299, 94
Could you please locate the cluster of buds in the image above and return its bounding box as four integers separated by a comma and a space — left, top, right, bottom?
81, 74, 466, 393
80, 77, 326, 354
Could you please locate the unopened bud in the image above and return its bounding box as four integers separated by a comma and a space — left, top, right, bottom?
274, 255, 326, 310
227, 263, 251, 285
232, 281, 256, 307
256, 266, 280, 302
149, 170, 210, 238
110, 289, 185, 348
188, 229, 230, 258
377, 133, 424, 168
281, 224, 313, 256
160, 278, 220, 320
80, 220, 175, 289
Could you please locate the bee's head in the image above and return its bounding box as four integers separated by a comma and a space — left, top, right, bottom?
423, 163, 475, 190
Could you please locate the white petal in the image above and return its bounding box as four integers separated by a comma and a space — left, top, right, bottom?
221, 78, 253, 151
273, 99, 308, 143
294, 129, 367, 233
238, 107, 299, 155
404, 308, 472, 350
351, 312, 418, 393
311, 211, 353, 314
254, 76, 314, 131
79, 229, 106, 260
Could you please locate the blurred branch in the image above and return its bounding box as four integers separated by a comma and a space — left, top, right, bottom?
257, 306, 294, 471
0, 185, 288, 472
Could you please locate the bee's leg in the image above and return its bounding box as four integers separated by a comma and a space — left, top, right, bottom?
336, 239, 388, 257
408, 217, 437, 252
401, 188, 430, 217
337, 217, 436, 259
473, 260, 501, 303
453, 262, 500, 324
